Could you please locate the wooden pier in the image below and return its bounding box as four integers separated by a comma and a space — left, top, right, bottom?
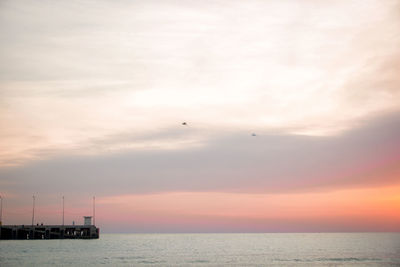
0, 224, 99, 240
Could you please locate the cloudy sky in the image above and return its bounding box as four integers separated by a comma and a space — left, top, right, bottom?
0, 0, 399, 232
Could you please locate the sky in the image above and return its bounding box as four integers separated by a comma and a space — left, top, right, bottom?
0, 0, 399, 232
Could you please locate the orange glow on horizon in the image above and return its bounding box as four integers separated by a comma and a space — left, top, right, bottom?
2, 185, 399, 232
94, 185, 400, 232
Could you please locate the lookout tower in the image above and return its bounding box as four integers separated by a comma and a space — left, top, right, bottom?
84, 216, 92, 226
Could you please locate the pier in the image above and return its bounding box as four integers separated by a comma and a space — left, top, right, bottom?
0, 196, 99, 240
0, 224, 99, 240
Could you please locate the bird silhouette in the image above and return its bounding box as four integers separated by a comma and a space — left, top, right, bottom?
182, 122, 187, 126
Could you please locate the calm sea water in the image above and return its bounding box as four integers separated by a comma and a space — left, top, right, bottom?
1, 233, 399, 266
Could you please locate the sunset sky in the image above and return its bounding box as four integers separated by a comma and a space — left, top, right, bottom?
0, 0, 399, 232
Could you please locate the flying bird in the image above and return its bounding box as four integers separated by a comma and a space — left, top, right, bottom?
252, 133, 256, 136
182, 122, 187, 126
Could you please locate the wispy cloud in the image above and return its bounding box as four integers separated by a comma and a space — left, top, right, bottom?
1, 0, 400, 166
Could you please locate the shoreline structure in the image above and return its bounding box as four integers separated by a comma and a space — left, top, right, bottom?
0, 218, 99, 240
0, 196, 99, 239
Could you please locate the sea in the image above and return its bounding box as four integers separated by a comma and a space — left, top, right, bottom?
1, 233, 399, 266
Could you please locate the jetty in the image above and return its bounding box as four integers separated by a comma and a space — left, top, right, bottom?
0, 196, 99, 240
0, 217, 99, 240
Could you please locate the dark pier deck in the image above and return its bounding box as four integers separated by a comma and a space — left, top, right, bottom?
0, 224, 99, 240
